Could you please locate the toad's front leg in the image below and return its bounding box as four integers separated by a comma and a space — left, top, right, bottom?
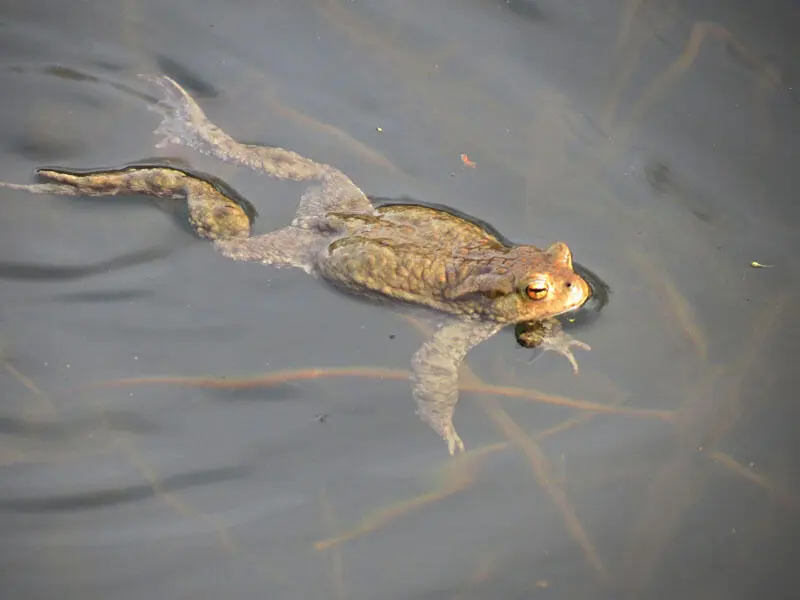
515, 318, 591, 374
410, 319, 502, 454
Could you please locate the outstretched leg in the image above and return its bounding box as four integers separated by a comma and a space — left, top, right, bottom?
0, 164, 315, 269
411, 318, 503, 454
139, 74, 373, 218
2, 165, 253, 240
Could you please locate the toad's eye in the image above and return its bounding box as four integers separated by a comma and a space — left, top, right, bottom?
525, 279, 549, 301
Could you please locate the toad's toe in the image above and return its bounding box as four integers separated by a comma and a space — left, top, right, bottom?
444, 424, 465, 455
139, 75, 207, 151
549, 338, 591, 374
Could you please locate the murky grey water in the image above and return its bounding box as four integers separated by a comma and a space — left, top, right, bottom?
1, 0, 798, 598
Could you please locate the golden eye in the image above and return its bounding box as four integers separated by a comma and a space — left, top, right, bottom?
525, 279, 549, 301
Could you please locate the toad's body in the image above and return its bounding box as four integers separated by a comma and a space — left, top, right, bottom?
0, 75, 591, 454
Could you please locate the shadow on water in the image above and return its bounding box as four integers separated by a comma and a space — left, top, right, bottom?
155, 55, 220, 98
0, 409, 160, 438
51, 289, 156, 303
0, 464, 251, 513
0, 243, 178, 281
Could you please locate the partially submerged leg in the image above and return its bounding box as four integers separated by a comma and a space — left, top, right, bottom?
411, 319, 503, 454
139, 74, 372, 215
213, 226, 320, 272
291, 178, 377, 231
2, 165, 253, 240
1, 164, 316, 270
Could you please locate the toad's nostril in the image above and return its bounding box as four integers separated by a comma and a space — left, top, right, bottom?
565, 282, 572, 288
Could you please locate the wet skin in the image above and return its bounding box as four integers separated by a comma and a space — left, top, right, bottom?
0, 75, 592, 454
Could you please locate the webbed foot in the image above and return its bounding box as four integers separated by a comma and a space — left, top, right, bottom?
413, 402, 465, 455
139, 74, 222, 156
516, 318, 591, 374
445, 424, 465, 455
411, 373, 467, 455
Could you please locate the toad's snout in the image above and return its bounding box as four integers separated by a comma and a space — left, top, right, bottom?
561, 274, 591, 312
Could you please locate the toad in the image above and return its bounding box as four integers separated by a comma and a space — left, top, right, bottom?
0, 75, 592, 454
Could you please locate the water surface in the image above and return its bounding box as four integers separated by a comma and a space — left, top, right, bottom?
1, 1, 798, 598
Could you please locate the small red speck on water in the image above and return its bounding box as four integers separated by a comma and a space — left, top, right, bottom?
460, 153, 476, 168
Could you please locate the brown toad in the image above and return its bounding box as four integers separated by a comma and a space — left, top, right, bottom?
0, 75, 592, 454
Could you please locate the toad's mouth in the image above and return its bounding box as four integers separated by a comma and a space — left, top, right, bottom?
551, 302, 585, 317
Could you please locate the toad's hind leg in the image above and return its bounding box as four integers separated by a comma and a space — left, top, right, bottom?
3, 165, 254, 240
139, 75, 326, 181
213, 226, 320, 272
1, 165, 313, 270
139, 74, 373, 217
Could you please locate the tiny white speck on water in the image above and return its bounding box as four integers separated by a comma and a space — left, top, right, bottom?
43, 362, 48, 367
130, 392, 134, 397
133, 356, 139, 361
66, 364, 71, 368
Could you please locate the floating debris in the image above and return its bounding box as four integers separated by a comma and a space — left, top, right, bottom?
460, 153, 476, 168
750, 261, 774, 268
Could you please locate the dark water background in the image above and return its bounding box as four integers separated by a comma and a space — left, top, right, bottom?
1, 0, 798, 598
